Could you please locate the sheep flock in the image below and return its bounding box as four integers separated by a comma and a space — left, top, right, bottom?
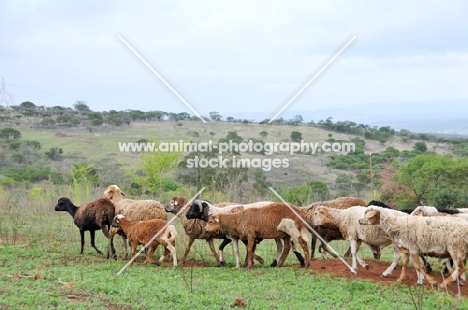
53, 185, 468, 289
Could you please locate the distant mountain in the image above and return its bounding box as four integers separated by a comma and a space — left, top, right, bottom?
225, 99, 468, 136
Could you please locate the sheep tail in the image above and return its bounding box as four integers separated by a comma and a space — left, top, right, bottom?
165, 225, 178, 242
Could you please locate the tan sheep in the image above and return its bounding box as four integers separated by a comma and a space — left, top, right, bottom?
111, 214, 178, 267
103, 185, 167, 259
310, 205, 399, 274
301, 197, 380, 260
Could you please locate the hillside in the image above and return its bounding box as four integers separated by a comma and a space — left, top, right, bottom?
1, 110, 462, 202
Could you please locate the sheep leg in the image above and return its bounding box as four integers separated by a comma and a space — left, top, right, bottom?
106, 234, 116, 260
243, 241, 258, 267
370, 244, 380, 260
297, 237, 310, 268
410, 253, 437, 287
218, 238, 231, 267
122, 235, 129, 260
233, 238, 240, 268
440, 257, 464, 289
291, 240, 306, 268
246, 237, 256, 268
321, 240, 338, 259
206, 238, 221, 265
382, 244, 401, 277
90, 230, 103, 255
270, 239, 284, 267
101, 223, 111, 239
396, 252, 409, 282
161, 241, 177, 268
310, 233, 317, 260
79, 229, 85, 254
277, 236, 291, 267
420, 255, 432, 273
349, 239, 368, 271
145, 245, 157, 264
181, 237, 195, 265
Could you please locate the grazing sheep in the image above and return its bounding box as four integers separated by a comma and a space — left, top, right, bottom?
310, 205, 400, 274
204, 202, 310, 269
186, 200, 302, 268
302, 197, 380, 260
360, 206, 468, 288
111, 215, 178, 266
103, 185, 167, 259
54, 197, 115, 255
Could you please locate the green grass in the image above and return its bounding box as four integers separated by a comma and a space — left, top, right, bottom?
0, 193, 466, 309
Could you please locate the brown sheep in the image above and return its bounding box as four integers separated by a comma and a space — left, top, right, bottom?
103, 185, 167, 259
54, 197, 115, 255
111, 215, 178, 266
205, 202, 310, 269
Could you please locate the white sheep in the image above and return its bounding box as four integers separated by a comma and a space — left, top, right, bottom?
301, 197, 381, 260
360, 206, 468, 288
310, 205, 401, 275
103, 185, 167, 259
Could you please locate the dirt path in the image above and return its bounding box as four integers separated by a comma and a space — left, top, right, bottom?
172, 259, 467, 296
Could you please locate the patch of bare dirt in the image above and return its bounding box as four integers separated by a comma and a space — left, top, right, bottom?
306, 259, 468, 296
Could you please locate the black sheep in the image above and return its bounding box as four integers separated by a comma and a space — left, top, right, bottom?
54, 197, 115, 255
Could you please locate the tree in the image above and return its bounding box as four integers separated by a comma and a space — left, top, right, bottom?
396, 154, 468, 207
130, 139, 182, 196
45, 147, 63, 160
352, 182, 366, 197
87, 112, 103, 126
252, 169, 272, 196
335, 173, 352, 189
73, 101, 90, 112
20, 101, 36, 109
0, 127, 21, 142
290, 131, 302, 142
259, 131, 268, 139
413, 141, 428, 153
40, 117, 56, 127
209, 111, 222, 121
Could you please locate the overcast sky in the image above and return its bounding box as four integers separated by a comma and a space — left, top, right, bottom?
1, 1, 467, 120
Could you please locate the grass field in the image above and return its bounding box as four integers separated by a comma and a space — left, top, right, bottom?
0, 189, 466, 309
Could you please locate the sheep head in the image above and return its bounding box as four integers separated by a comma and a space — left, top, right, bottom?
104, 185, 125, 202
165, 196, 188, 214
359, 209, 380, 225
186, 200, 210, 220
112, 214, 125, 227
311, 206, 335, 226
54, 197, 74, 212
410, 206, 425, 216
205, 215, 220, 232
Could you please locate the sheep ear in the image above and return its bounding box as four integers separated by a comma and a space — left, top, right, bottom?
200, 201, 208, 212
215, 217, 219, 223
121, 191, 126, 197
174, 200, 179, 206
366, 210, 378, 219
